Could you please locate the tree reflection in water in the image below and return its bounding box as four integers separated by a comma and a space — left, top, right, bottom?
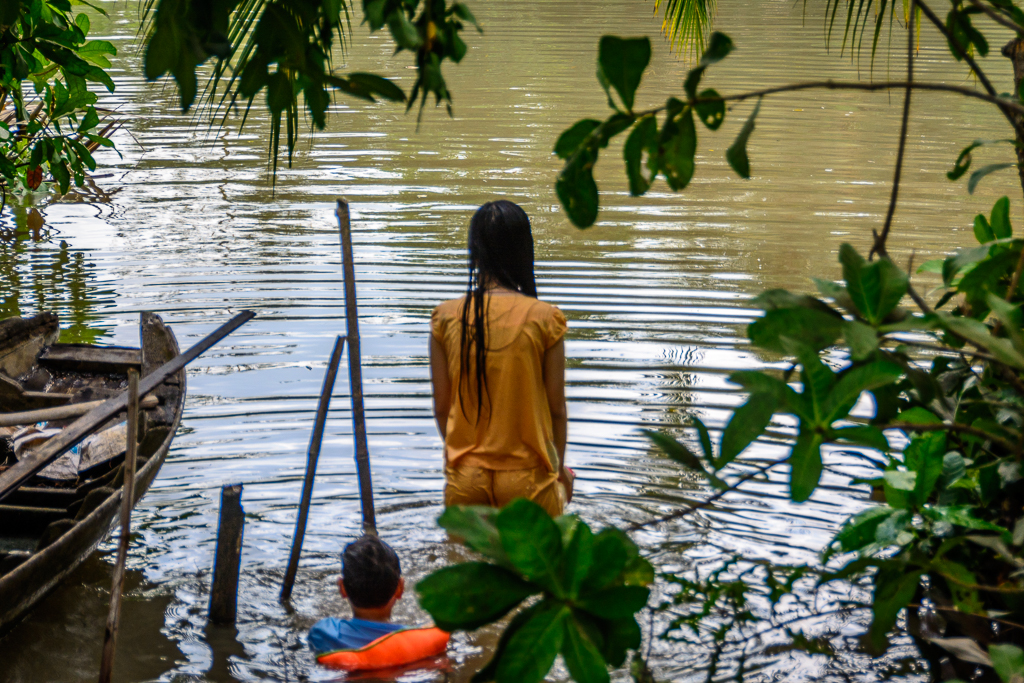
0, 205, 112, 344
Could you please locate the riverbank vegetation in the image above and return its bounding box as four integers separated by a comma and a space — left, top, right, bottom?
421, 0, 1024, 681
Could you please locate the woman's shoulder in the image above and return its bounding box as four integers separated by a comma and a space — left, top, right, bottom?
523, 297, 564, 320
433, 297, 465, 319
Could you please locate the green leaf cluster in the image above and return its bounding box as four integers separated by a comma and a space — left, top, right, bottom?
0, 0, 116, 206
417, 500, 653, 683
554, 32, 760, 228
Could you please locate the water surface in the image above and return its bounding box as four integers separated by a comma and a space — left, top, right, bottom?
0, 0, 1017, 680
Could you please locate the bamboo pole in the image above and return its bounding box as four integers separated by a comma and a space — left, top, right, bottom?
279, 335, 347, 603
336, 199, 377, 534
97, 368, 140, 683
0, 396, 158, 428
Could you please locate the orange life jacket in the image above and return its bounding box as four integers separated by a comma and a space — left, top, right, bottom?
316, 627, 450, 671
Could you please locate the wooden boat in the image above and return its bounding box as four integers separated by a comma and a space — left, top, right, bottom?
0, 311, 184, 634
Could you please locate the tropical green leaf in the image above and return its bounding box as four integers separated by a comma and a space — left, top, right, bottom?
748, 307, 844, 353
643, 429, 703, 471
843, 319, 878, 361
990, 644, 1024, 683
438, 505, 507, 563
471, 602, 542, 683
790, 429, 824, 502
825, 506, 899, 560
717, 393, 774, 468
417, 562, 536, 631
562, 520, 594, 599
968, 163, 1015, 194
823, 360, 902, 423
694, 89, 725, 130
624, 116, 658, 195
868, 563, 923, 651
726, 98, 760, 179
576, 586, 650, 619
839, 243, 908, 325
938, 314, 1024, 369
562, 618, 610, 683
557, 148, 600, 228
658, 104, 696, 191
496, 601, 569, 683
831, 425, 890, 451
597, 36, 651, 112
990, 196, 1013, 238
496, 499, 565, 595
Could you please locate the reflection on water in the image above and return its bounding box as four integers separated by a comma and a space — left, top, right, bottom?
0, 205, 113, 344
0, 0, 1017, 680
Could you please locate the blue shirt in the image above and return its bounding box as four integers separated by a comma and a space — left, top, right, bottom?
308, 617, 406, 654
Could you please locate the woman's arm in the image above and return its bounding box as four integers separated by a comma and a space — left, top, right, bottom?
429, 335, 452, 440
543, 339, 572, 500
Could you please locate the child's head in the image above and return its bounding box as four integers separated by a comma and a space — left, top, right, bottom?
337, 535, 404, 612
466, 200, 537, 297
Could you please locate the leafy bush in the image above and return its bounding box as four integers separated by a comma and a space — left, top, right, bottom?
0, 0, 117, 209
416, 499, 654, 683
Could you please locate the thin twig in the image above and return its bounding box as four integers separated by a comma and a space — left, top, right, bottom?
872, 0, 915, 260
627, 461, 779, 531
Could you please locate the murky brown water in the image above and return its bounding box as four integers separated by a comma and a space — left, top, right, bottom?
0, 0, 1019, 681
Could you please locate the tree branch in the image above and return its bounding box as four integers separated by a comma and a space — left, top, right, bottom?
967, 0, 1024, 37
916, 0, 999, 98
871, 0, 915, 260
887, 421, 1017, 450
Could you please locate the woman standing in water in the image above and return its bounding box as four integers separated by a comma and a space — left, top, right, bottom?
429, 200, 574, 516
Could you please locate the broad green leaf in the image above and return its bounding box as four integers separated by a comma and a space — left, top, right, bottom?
620, 555, 655, 586
643, 429, 703, 471
942, 243, 1000, 286
789, 429, 824, 502
691, 416, 713, 461
897, 406, 942, 425
562, 618, 610, 683
986, 293, 1024, 357
555, 119, 602, 159
471, 602, 542, 683
717, 393, 774, 468
824, 506, 898, 560
922, 506, 1008, 532
695, 89, 725, 130
823, 360, 902, 423
831, 425, 890, 451
868, 563, 923, 651
623, 116, 658, 195
968, 163, 1015, 194
726, 99, 760, 179
932, 559, 984, 615
497, 499, 565, 595
728, 370, 792, 400
748, 307, 844, 353
556, 148, 599, 228
974, 214, 995, 243
581, 530, 629, 594
753, 289, 840, 314
874, 508, 912, 545
843, 319, 878, 361
938, 314, 1024, 369
839, 244, 908, 325
883, 470, 917, 491
417, 562, 536, 631
562, 520, 594, 598
916, 259, 945, 274
795, 346, 835, 424
597, 36, 651, 112
600, 617, 641, 668
452, 3, 483, 32
438, 505, 507, 563
387, 9, 422, 50
989, 644, 1024, 683
659, 107, 696, 191
940, 452, 966, 490
348, 73, 406, 102
701, 32, 735, 64
77, 40, 115, 69
576, 585, 650, 619
496, 601, 569, 683
991, 196, 1013, 238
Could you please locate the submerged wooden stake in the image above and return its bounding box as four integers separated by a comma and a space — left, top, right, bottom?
337, 199, 377, 534
279, 335, 347, 603
209, 484, 244, 625
97, 368, 140, 683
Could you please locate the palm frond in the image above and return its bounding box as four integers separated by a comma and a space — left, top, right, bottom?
654, 0, 718, 61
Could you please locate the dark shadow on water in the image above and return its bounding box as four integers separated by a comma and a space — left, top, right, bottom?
0, 554, 179, 683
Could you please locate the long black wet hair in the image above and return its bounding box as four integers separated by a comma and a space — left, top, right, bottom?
459, 200, 538, 421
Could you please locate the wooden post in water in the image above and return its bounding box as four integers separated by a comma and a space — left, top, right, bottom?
280, 335, 347, 603
98, 368, 140, 683
337, 199, 377, 534
209, 484, 244, 625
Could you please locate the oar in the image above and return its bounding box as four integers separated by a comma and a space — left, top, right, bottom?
279, 335, 346, 603
337, 199, 376, 534
0, 311, 256, 502
97, 369, 140, 683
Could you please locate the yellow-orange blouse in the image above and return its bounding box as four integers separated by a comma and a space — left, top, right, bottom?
431, 294, 567, 471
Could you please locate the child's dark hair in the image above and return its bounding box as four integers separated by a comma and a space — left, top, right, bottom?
459, 200, 538, 422
341, 535, 401, 609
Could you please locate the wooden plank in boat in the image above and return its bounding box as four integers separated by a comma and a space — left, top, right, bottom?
0, 505, 68, 535
39, 345, 142, 373
0, 314, 59, 379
